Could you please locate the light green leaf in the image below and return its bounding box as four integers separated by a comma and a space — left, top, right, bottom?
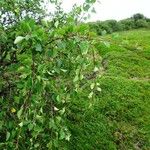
65, 132, 71, 141
73, 75, 79, 82
28, 123, 34, 131
103, 41, 110, 48
19, 122, 23, 127
17, 107, 23, 119
35, 44, 42, 52
59, 107, 65, 115
88, 91, 94, 99
90, 83, 95, 90
80, 74, 84, 80
54, 106, 59, 111
97, 87, 102, 92
56, 95, 60, 102
14, 36, 25, 44
101, 30, 107, 36
94, 67, 99, 72
59, 129, 65, 140
34, 143, 40, 148
6, 131, 10, 141
80, 41, 89, 55
61, 69, 67, 73
54, 21, 59, 28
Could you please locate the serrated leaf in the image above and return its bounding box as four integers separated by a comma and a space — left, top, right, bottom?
14, 36, 25, 44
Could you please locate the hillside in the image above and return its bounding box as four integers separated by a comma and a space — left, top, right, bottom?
65, 29, 150, 150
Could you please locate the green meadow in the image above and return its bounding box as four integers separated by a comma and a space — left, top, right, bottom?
66, 29, 150, 150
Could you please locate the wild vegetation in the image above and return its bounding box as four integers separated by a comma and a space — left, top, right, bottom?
66, 29, 150, 149
88, 13, 150, 35
0, 0, 150, 149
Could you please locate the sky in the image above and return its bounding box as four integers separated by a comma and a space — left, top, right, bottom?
61, 0, 150, 21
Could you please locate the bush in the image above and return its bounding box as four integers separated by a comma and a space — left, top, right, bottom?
135, 19, 149, 28
119, 19, 135, 30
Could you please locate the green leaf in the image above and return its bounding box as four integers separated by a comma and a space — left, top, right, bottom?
35, 44, 42, 52
86, 0, 96, 3
34, 125, 43, 132
103, 41, 110, 48
79, 41, 89, 55
28, 123, 34, 131
101, 30, 107, 36
59, 107, 65, 115
61, 69, 67, 73
19, 122, 23, 127
59, 129, 65, 140
6, 131, 10, 141
91, 7, 96, 13
34, 143, 40, 148
14, 36, 25, 44
54, 21, 59, 28
83, 4, 90, 11
93, 67, 99, 72
97, 87, 102, 92
65, 132, 71, 141
73, 75, 79, 82
17, 107, 23, 119
88, 91, 94, 99
49, 119, 57, 129
90, 83, 95, 89
56, 95, 60, 102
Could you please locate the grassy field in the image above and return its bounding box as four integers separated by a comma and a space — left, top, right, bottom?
65, 29, 150, 150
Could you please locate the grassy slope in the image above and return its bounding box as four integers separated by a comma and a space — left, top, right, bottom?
65, 29, 150, 150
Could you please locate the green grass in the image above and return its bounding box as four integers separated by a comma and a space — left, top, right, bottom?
64, 29, 150, 150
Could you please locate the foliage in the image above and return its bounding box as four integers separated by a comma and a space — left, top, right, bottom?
132, 13, 145, 21
0, 0, 100, 149
88, 14, 150, 35
135, 19, 149, 28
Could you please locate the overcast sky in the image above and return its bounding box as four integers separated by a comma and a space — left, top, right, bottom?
61, 0, 150, 21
